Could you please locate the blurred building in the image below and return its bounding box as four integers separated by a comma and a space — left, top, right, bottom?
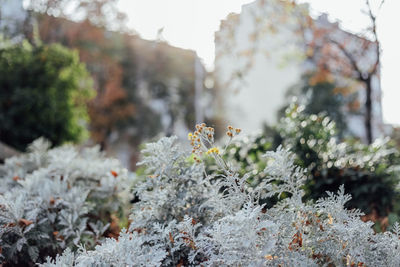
0, 1, 211, 169
214, 0, 384, 141
38, 15, 210, 169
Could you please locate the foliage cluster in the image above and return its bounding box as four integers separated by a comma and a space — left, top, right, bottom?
41, 124, 400, 266
0, 138, 134, 265
0, 41, 94, 151
226, 104, 400, 222
281, 76, 352, 137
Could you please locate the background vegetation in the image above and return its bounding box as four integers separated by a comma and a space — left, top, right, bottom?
0, 41, 94, 151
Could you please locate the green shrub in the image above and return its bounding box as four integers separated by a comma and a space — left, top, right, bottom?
280, 76, 349, 136
280, 104, 400, 216
225, 103, 400, 218
0, 41, 94, 151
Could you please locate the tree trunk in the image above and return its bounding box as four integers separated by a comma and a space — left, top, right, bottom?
365, 78, 373, 144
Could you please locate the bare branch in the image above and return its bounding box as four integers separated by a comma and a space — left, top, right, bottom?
379, 0, 386, 10
365, 0, 381, 75
329, 38, 363, 80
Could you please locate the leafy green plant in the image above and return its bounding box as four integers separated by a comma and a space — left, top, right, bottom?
0, 41, 94, 151
281, 75, 351, 136
280, 104, 400, 216
224, 104, 400, 218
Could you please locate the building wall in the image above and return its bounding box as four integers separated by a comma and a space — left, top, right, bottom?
215, 0, 384, 141
215, 0, 304, 133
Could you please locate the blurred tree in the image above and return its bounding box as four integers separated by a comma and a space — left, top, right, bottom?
216, 0, 384, 144
307, 0, 385, 144
36, 16, 136, 150
36, 15, 209, 169
2, 0, 209, 169
0, 41, 94, 151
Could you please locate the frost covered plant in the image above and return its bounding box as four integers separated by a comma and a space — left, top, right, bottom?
43, 124, 400, 266
0, 138, 134, 265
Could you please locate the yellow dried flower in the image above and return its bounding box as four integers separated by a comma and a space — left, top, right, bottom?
206, 147, 220, 155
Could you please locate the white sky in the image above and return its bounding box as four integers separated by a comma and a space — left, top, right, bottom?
118, 0, 400, 125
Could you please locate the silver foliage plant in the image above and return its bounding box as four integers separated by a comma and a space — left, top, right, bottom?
0, 138, 134, 265
42, 124, 400, 266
